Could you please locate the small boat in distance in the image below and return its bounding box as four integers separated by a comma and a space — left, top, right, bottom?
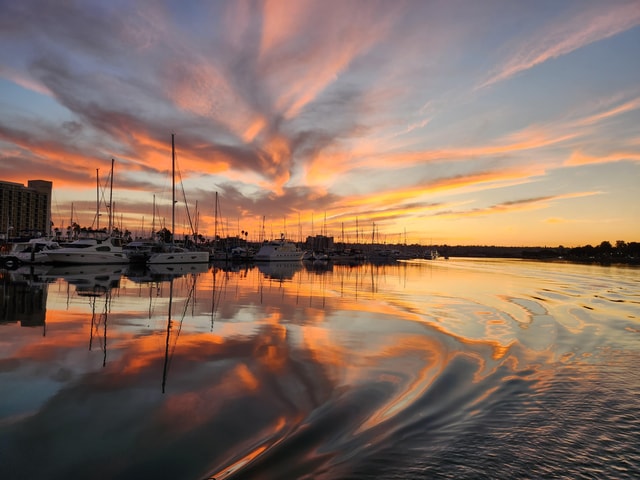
254, 234, 304, 262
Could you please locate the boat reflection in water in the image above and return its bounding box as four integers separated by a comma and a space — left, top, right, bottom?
45, 264, 125, 297
256, 260, 303, 281
1, 259, 639, 479
44, 264, 126, 368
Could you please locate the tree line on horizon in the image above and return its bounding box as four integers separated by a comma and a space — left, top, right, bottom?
562, 240, 640, 263
428, 240, 639, 264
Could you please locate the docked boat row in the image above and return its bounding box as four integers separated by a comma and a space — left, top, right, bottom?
0, 240, 425, 268
1, 231, 309, 267
2, 233, 436, 267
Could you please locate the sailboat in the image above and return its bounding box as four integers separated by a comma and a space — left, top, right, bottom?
209, 191, 228, 261
147, 134, 210, 265
45, 159, 129, 265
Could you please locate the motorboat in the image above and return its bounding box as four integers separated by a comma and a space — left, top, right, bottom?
254, 234, 304, 262
44, 235, 129, 265
1, 238, 61, 267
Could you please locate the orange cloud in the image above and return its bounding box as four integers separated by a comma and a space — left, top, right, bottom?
566, 150, 640, 166
259, 1, 399, 120
337, 166, 544, 215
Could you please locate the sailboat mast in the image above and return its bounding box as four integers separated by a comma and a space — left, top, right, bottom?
108, 158, 114, 234
171, 133, 176, 243
152, 194, 156, 237
96, 168, 100, 230
356, 216, 359, 245
214, 191, 218, 242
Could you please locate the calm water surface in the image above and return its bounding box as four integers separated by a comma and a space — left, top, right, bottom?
1, 258, 639, 479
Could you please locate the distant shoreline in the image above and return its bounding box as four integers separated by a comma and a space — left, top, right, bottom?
438, 245, 640, 265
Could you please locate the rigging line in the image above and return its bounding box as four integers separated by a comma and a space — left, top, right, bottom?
175, 152, 197, 237
90, 164, 114, 230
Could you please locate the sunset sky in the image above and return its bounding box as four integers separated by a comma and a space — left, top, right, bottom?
1, 0, 639, 247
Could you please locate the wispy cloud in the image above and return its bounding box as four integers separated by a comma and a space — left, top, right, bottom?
573, 95, 640, 127
479, 2, 640, 89
0, 65, 51, 96
435, 191, 603, 219
566, 150, 640, 166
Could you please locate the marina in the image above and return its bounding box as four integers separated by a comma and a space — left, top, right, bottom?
1, 3, 639, 478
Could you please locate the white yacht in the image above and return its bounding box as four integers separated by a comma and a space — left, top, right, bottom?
2, 238, 61, 266
44, 235, 129, 265
254, 235, 304, 262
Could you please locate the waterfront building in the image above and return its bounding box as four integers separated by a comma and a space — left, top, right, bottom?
306, 234, 334, 252
0, 179, 52, 240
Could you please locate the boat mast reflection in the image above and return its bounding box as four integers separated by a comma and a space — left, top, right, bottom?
161, 276, 175, 394
161, 271, 199, 394
45, 265, 123, 367
210, 265, 230, 331
88, 289, 111, 367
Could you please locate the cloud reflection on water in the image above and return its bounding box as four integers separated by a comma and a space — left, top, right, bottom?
1, 259, 638, 479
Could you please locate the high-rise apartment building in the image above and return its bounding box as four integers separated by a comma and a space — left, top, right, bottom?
0, 179, 52, 240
